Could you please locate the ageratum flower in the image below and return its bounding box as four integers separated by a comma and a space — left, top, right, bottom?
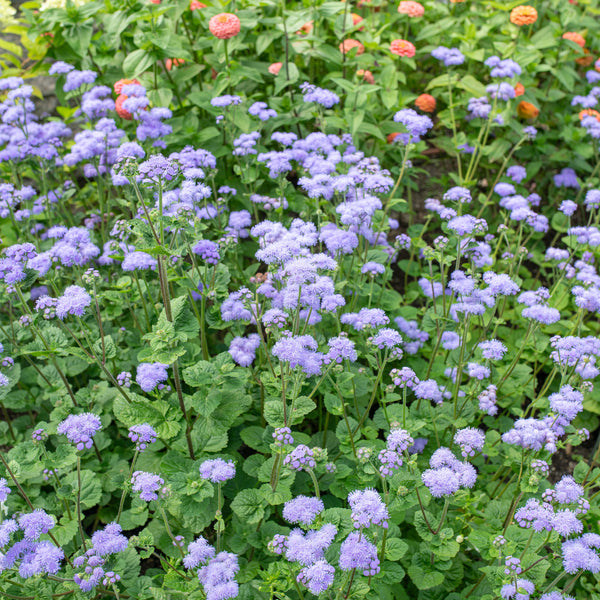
131, 471, 165, 501
55, 285, 91, 320
297, 560, 335, 595
284, 445, 316, 471
0, 478, 10, 502
57, 413, 102, 450
228, 334, 260, 367
197, 551, 240, 600
90, 523, 128, 556
454, 428, 485, 457
282, 496, 324, 526
347, 488, 389, 528
300, 83, 340, 108
136, 362, 169, 393
286, 524, 337, 566
339, 532, 380, 575
431, 46, 465, 66
18, 509, 55, 540
183, 536, 215, 570
500, 579, 535, 599
128, 424, 157, 452
199, 458, 236, 483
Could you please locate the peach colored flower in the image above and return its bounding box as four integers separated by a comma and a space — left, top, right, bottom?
113, 78, 141, 95
149, 0, 161, 4
449, 0, 466, 2
514, 82, 525, 97
190, 0, 206, 9
580, 109, 600, 122
562, 31, 585, 47
390, 39, 415, 57
166, 58, 185, 71
398, 1, 424, 17
415, 93, 436, 112
297, 21, 313, 35
510, 6, 537, 26
340, 39, 365, 55
268, 62, 283, 75
576, 49, 594, 66
517, 101, 539, 119
115, 95, 133, 120
357, 69, 374, 84
209, 13, 241, 39
387, 132, 400, 143
351, 13, 364, 30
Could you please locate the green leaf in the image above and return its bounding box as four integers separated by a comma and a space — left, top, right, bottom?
63, 469, 102, 509
123, 49, 155, 78
231, 489, 265, 524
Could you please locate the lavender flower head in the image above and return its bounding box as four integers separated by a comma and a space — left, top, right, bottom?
128, 424, 157, 452
0, 478, 10, 502
199, 459, 236, 483
197, 551, 240, 600
18, 509, 55, 540
273, 426, 294, 447
55, 285, 91, 320
297, 560, 335, 595
454, 428, 485, 457
431, 46, 465, 66
347, 488, 389, 529
282, 496, 324, 526
339, 532, 380, 576
57, 413, 101, 450
284, 445, 316, 471
184, 536, 215, 570
136, 362, 169, 393
131, 471, 165, 501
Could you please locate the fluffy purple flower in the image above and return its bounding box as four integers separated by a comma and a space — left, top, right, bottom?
122, 251, 157, 271
273, 427, 294, 446
283, 496, 324, 526
192, 240, 220, 264
286, 524, 337, 566
131, 471, 165, 501
55, 285, 91, 320
0, 478, 10, 502
478, 385, 497, 416
199, 459, 236, 483
522, 304, 560, 325
500, 579, 535, 600
486, 82, 516, 101
57, 413, 102, 450
136, 362, 169, 393
392, 109, 433, 143
347, 488, 389, 529
128, 424, 157, 452
378, 449, 403, 477
422, 467, 460, 497
562, 534, 600, 574
454, 428, 485, 457
272, 335, 323, 376
18, 510, 55, 541
341, 308, 389, 330
431, 46, 465, 66
210, 95, 242, 108
90, 523, 128, 556
554, 168, 579, 189
198, 551, 239, 600
339, 532, 380, 575
414, 379, 443, 404
478, 339, 507, 360
284, 445, 316, 471
183, 536, 215, 570
228, 334, 260, 367
324, 335, 357, 364
297, 560, 335, 594
301, 83, 340, 108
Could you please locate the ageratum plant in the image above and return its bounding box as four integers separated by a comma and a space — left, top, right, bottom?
0, 12, 599, 600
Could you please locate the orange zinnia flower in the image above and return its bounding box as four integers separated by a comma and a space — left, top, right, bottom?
340, 39, 365, 55
576, 49, 594, 66
510, 6, 537, 26
297, 21, 313, 35
351, 13, 364, 30
450, 0, 466, 3
579, 109, 600, 122
208, 13, 241, 39
517, 101, 539, 119
398, 1, 424, 17
562, 32, 585, 48
415, 93, 436, 112
387, 132, 401, 143
166, 58, 185, 71
390, 39, 416, 57
268, 62, 283, 75
514, 82, 525, 97
357, 69, 375, 84
190, 0, 206, 9
113, 78, 141, 95
115, 95, 133, 120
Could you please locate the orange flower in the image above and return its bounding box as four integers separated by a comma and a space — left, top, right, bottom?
149, 0, 161, 4
387, 132, 401, 143
166, 58, 185, 71
190, 0, 206, 9
579, 109, 600, 122
390, 39, 416, 57
562, 31, 585, 48
517, 101, 539, 119
510, 6, 537, 26
450, 0, 465, 2
576, 49, 594, 66
514, 82, 525, 97
398, 1, 424, 17
268, 62, 283, 75
415, 93, 436, 112
297, 21, 313, 35
208, 13, 241, 39
351, 13, 364, 30
115, 95, 133, 120
113, 78, 141, 95
357, 69, 375, 84
339, 39, 365, 55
